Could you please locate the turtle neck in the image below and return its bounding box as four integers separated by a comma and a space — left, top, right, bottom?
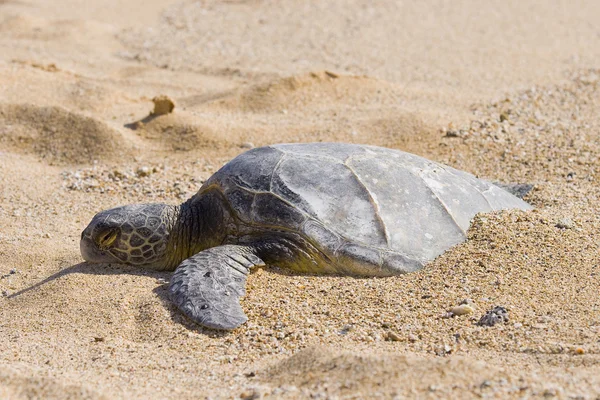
165, 190, 228, 270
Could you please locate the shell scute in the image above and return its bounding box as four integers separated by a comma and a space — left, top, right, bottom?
251, 193, 307, 228
346, 154, 468, 260
273, 155, 387, 246
207, 146, 283, 192
273, 142, 367, 161
301, 220, 342, 251
223, 187, 255, 223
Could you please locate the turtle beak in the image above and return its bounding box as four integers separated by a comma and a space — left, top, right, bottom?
80, 225, 111, 263
80, 227, 97, 262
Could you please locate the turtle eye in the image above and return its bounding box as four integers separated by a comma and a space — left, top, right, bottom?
97, 229, 118, 248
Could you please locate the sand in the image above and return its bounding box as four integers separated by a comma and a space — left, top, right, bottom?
1, 0, 600, 398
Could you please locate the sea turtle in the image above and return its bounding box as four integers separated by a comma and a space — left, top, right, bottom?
80, 143, 532, 330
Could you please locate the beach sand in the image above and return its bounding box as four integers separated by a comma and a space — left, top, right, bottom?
1, 0, 600, 398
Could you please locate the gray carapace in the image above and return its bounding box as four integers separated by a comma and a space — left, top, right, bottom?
80, 143, 532, 330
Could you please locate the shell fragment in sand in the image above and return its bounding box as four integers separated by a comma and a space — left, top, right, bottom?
152, 95, 175, 116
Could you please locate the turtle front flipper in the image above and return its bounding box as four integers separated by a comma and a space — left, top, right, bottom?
168, 245, 265, 330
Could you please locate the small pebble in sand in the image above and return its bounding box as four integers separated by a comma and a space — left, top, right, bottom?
477, 306, 509, 327
339, 324, 354, 335
443, 299, 474, 318
151, 95, 175, 116
239, 387, 263, 400
443, 129, 460, 138
136, 166, 151, 177
386, 331, 402, 342
449, 304, 474, 316
555, 218, 575, 229
42, 232, 51, 238
480, 380, 493, 388
574, 347, 585, 355
566, 172, 575, 181
442, 124, 469, 138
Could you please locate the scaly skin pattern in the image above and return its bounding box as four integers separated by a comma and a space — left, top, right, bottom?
168, 245, 265, 330
80, 192, 233, 271
163, 191, 231, 270
80, 203, 179, 269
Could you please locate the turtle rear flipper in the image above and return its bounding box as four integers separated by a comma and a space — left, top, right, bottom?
168, 245, 265, 330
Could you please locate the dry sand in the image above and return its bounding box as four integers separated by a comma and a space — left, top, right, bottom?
1, 0, 600, 398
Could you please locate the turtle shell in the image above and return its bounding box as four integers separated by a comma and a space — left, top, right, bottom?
201, 143, 531, 274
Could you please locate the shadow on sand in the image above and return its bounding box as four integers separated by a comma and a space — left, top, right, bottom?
124, 113, 161, 130
7, 262, 170, 299
6, 261, 233, 337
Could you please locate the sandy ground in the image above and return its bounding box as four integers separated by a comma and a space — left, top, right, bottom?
1, 0, 600, 398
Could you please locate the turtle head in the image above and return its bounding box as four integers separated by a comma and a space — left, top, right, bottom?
80, 203, 178, 269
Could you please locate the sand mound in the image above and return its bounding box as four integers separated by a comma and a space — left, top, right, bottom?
0, 104, 130, 165
213, 71, 401, 113
0, 365, 106, 400
126, 112, 230, 152
0, 64, 136, 116
196, 71, 433, 148
261, 346, 501, 397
